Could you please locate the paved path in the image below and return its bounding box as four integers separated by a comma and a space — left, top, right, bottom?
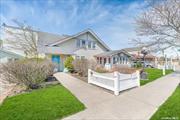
54, 71, 180, 120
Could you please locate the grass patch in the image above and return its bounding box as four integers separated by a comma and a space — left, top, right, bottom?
140, 68, 173, 86
151, 86, 180, 120
0, 85, 85, 120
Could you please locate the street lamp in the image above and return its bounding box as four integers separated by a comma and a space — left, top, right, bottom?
141, 47, 149, 68
140, 47, 149, 80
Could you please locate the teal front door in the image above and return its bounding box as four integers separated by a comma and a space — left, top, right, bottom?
52, 55, 61, 71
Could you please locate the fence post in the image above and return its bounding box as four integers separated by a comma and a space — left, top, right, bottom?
136, 70, 140, 87
114, 71, 119, 96
173, 65, 176, 71
163, 67, 165, 75
88, 69, 92, 83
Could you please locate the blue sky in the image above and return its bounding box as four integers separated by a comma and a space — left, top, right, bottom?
0, 0, 148, 50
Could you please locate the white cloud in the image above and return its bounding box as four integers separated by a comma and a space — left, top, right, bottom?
0, 0, 148, 49
96, 1, 147, 49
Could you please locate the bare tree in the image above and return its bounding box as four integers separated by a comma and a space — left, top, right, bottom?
133, 0, 180, 52
3, 20, 39, 57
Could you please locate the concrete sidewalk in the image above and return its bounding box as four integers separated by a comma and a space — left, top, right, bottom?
54, 71, 180, 120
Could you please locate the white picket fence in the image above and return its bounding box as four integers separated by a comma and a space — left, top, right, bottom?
88, 69, 140, 95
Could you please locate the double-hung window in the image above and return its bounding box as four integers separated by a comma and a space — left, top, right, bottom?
81, 40, 86, 47
76, 40, 80, 48
88, 41, 91, 48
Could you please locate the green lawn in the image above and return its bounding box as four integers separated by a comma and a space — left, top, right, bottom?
0, 85, 85, 120
140, 68, 173, 86
151, 86, 180, 120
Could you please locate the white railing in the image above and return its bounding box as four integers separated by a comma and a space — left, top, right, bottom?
88, 69, 140, 96
157, 64, 175, 71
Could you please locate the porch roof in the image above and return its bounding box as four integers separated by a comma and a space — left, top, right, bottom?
38, 46, 74, 55
94, 49, 132, 57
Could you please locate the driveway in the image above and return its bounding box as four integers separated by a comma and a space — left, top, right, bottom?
54, 70, 180, 120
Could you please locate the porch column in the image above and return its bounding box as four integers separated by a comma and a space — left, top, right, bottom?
111, 57, 113, 66
102, 57, 104, 65
97, 57, 99, 64
127, 58, 129, 65
120, 57, 122, 64
118, 56, 120, 65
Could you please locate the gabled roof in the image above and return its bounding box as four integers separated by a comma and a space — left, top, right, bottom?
122, 47, 143, 52
0, 49, 24, 58
3, 24, 110, 51
95, 49, 132, 57
3, 24, 67, 46
37, 31, 69, 45
48, 29, 111, 51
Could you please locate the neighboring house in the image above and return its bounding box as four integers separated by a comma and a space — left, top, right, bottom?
2, 24, 69, 58
94, 49, 132, 68
123, 47, 157, 67
0, 49, 23, 63
0, 39, 23, 63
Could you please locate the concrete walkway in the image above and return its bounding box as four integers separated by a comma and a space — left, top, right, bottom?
54, 71, 180, 120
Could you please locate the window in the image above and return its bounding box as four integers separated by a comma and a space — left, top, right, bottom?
81, 56, 85, 59
76, 56, 85, 60
76, 40, 80, 47
82, 40, 86, 47
113, 57, 116, 64
76, 56, 80, 59
92, 42, 96, 49
104, 58, 106, 64
100, 57, 102, 64
77, 39, 96, 49
123, 57, 125, 64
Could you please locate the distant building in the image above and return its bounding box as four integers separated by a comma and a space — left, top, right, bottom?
0, 49, 23, 63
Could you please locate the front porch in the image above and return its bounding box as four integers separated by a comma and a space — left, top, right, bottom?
94, 50, 132, 68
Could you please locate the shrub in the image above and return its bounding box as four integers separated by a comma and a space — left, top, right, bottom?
73, 59, 97, 77
95, 66, 109, 73
134, 61, 142, 68
1, 59, 55, 89
64, 56, 74, 72
111, 65, 137, 74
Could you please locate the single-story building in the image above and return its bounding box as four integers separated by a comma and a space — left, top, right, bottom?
94, 49, 132, 68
